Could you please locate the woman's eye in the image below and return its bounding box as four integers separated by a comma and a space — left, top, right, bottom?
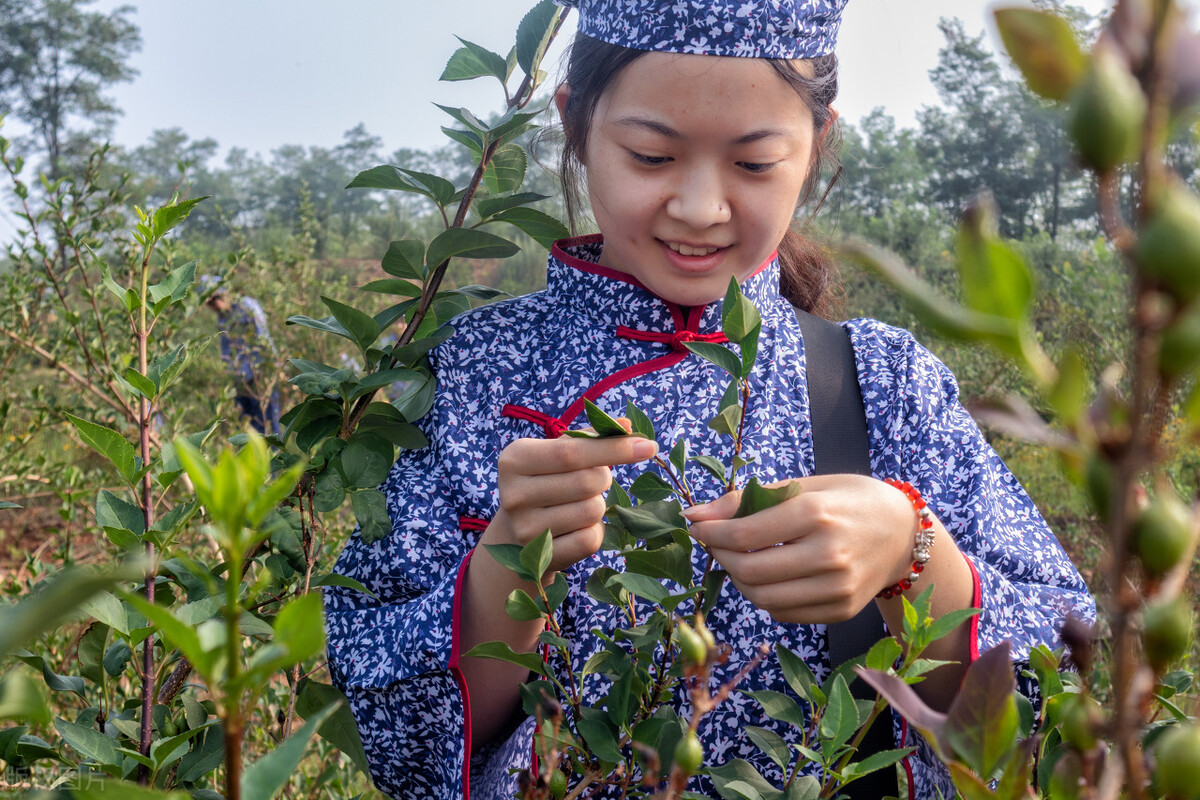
738, 161, 776, 174
630, 151, 670, 166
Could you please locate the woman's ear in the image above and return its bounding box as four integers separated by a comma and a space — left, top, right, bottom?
818, 106, 839, 147
554, 82, 573, 125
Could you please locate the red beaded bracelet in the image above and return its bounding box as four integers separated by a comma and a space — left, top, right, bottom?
877, 479, 936, 599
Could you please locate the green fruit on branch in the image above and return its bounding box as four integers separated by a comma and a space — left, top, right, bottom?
1068, 42, 1146, 172
1133, 492, 1194, 577
1142, 598, 1195, 673
1059, 694, 1103, 751
1136, 182, 1200, 303
674, 730, 704, 775
1155, 724, 1200, 800
675, 621, 707, 666
1160, 302, 1200, 377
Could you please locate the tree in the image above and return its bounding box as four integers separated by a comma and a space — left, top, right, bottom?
0, 0, 141, 179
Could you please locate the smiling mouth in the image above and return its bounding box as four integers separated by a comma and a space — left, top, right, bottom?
664, 241, 725, 257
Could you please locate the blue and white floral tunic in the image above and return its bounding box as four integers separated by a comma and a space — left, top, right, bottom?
324, 236, 1094, 800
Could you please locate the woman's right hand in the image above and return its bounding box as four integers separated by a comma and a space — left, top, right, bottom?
485, 431, 660, 575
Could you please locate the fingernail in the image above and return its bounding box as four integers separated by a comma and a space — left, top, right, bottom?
632, 439, 659, 459
681, 504, 705, 519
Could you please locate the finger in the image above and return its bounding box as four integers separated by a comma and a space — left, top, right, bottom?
681, 489, 742, 524
707, 541, 828, 587
688, 494, 816, 552
502, 466, 612, 509
508, 435, 658, 477
727, 573, 861, 624
548, 524, 606, 571
513, 495, 608, 544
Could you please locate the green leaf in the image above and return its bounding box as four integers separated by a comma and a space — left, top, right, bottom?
685, 341, 742, 378
80, 592, 129, 636
361, 278, 422, 297
993, 8, 1087, 102
380, 239, 426, 280
516, 0, 559, 75
0, 562, 141, 660
613, 504, 679, 539
505, 589, 544, 621
739, 321, 762, 379
956, 200, 1034, 322
630, 472, 675, 503
55, 718, 120, 767
0, 671, 50, 725
462, 641, 548, 676
483, 143, 527, 195
582, 398, 629, 437
840, 747, 916, 784
64, 413, 138, 484
607, 572, 669, 604
285, 312, 353, 342
925, 606, 982, 645
441, 37, 509, 84
95, 489, 146, 538
944, 641, 1019, 778
519, 529, 554, 584
351, 489, 391, 545
426, 227, 520, 268
476, 192, 550, 220
721, 278, 762, 345
320, 296, 381, 354
309, 573, 377, 599
339, 432, 394, 489
576, 715, 624, 764
295, 680, 371, 776
734, 477, 801, 518
819, 674, 858, 750
240, 702, 338, 800
586, 567, 624, 606
744, 689, 806, 728
347, 166, 455, 206
99, 261, 138, 311
778, 645, 824, 706
706, 759, 778, 800
122, 593, 216, 681
148, 261, 196, 307
864, 636, 903, 671
491, 207, 569, 249
434, 104, 489, 135
745, 725, 790, 771
150, 196, 208, 242
483, 543, 534, 582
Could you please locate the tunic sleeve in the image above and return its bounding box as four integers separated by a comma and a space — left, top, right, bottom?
852, 319, 1096, 665
323, 369, 477, 799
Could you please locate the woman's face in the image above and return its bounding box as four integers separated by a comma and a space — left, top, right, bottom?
573, 52, 816, 307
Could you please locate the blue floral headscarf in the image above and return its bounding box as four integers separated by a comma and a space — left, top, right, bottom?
555, 0, 848, 59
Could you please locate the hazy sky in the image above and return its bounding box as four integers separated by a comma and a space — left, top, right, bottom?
69, 1, 1127, 160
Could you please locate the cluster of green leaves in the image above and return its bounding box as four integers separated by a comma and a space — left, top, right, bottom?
0, 187, 372, 798
279, 0, 569, 547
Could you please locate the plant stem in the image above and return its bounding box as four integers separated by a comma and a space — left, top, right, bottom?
137, 245, 158, 783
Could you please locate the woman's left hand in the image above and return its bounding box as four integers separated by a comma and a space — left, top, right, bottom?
684, 474, 920, 624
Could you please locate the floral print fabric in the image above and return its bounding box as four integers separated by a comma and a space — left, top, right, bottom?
323, 236, 1094, 799
554, 0, 848, 59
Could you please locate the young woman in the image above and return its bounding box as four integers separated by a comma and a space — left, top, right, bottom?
324, 2, 1094, 797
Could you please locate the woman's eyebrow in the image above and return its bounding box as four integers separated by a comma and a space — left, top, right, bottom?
613, 116, 788, 145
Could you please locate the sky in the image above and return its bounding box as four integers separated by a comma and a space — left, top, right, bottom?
75, 0, 1128, 163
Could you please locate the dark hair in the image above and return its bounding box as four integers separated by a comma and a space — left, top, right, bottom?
555, 33, 844, 318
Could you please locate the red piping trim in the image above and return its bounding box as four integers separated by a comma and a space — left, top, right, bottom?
899, 719, 915, 798
963, 553, 983, 663
552, 234, 647, 289
450, 550, 476, 799
502, 404, 568, 438
615, 326, 728, 352
560, 352, 690, 425
459, 516, 490, 533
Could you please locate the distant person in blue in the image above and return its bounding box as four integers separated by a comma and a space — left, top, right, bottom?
201, 276, 281, 434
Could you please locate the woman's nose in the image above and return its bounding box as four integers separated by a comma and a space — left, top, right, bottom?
665, 166, 731, 229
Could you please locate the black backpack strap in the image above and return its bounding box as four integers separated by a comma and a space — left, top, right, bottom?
794, 308, 898, 800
